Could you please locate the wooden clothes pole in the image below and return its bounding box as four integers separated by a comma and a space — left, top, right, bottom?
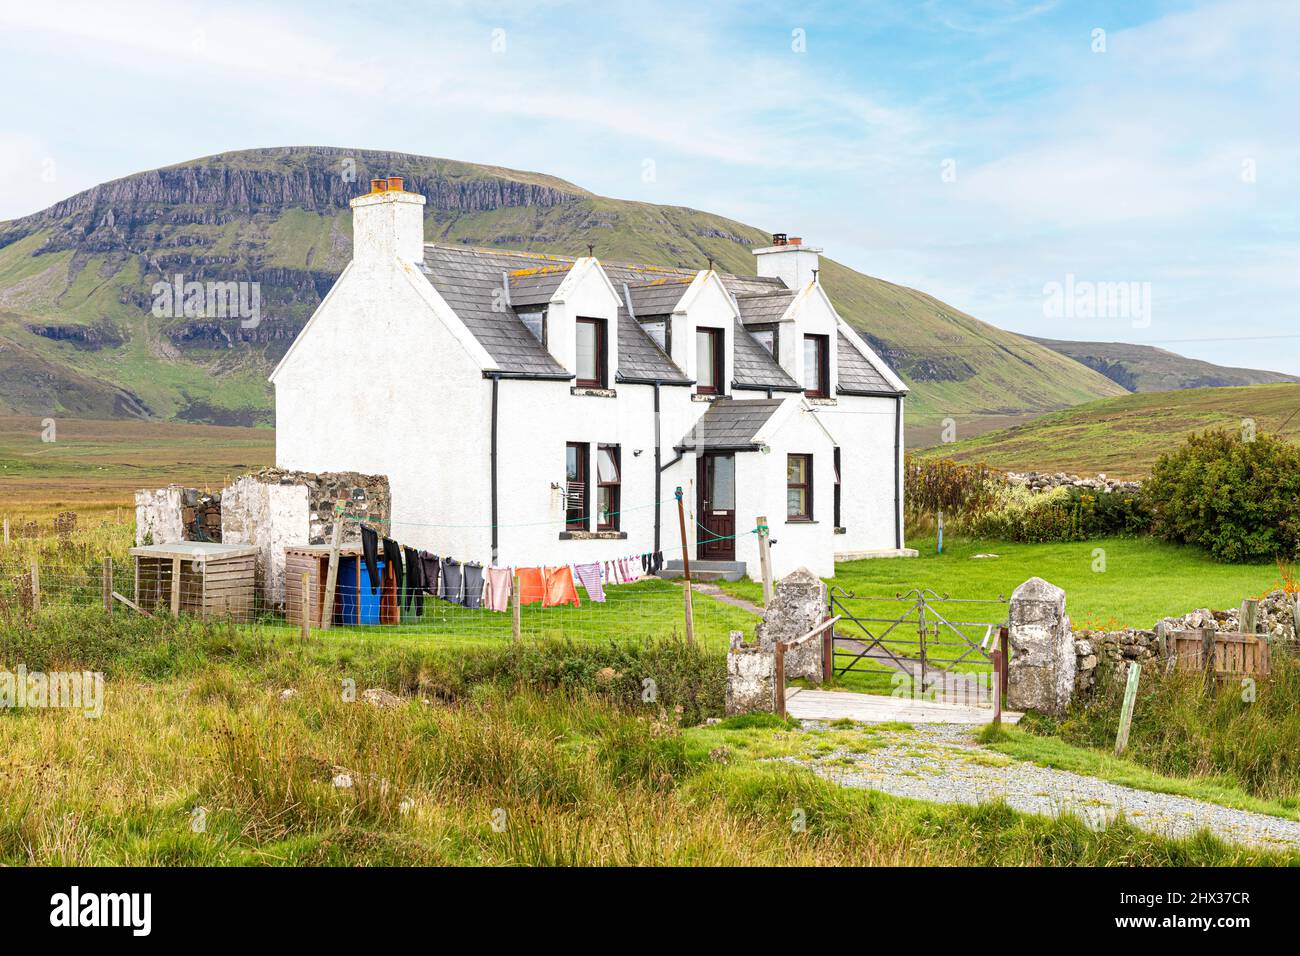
675, 487, 695, 646
756, 514, 774, 606
320, 501, 345, 631
1114, 661, 1142, 755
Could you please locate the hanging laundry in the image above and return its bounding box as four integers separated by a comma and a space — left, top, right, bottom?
573, 562, 606, 603
462, 562, 485, 610
403, 546, 424, 615
360, 525, 381, 595
419, 551, 440, 597
516, 567, 545, 605
440, 556, 462, 604
543, 565, 581, 608
382, 537, 404, 604
483, 567, 513, 612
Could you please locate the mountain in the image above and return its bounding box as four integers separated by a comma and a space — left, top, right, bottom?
0, 145, 1127, 427
915, 382, 1300, 478
1027, 336, 1298, 393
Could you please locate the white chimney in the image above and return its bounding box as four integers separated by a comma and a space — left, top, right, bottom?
349, 176, 426, 267
753, 233, 821, 290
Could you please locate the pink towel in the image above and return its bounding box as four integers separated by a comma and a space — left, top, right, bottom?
484, 567, 512, 612
574, 562, 606, 602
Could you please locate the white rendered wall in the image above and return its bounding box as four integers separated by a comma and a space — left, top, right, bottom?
812, 393, 902, 554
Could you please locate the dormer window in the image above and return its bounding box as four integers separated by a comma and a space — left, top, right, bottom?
518, 308, 547, 345
576, 317, 608, 388
803, 333, 829, 398
639, 315, 671, 354
695, 327, 724, 395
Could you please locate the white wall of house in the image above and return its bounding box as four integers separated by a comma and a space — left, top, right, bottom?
814, 393, 902, 557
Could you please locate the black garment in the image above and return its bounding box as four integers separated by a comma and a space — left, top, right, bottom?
403, 546, 424, 615
462, 562, 484, 609
360, 525, 381, 594
381, 537, 404, 605
419, 551, 440, 597
440, 556, 462, 603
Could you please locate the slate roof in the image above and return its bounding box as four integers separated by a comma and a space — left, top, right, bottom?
837, 331, 900, 395
676, 398, 787, 451
734, 289, 797, 325
418, 244, 896, 394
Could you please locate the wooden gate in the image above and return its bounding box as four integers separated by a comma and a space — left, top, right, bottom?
1169, 628, 1271, 678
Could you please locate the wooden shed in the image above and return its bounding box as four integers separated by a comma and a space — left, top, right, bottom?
129, 542, 259, 622
284, 544, 399, 628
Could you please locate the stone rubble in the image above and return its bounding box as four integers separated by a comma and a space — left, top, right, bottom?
1005, 471, 1142, 494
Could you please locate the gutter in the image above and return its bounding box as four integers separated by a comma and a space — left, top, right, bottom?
482, 370, 574, 382
733, 381, 802, 394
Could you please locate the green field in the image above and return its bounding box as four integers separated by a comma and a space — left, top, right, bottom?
916, 382, 1300, 477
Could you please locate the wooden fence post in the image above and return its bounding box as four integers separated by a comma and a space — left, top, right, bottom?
1240, 598, 1259, 636
320, 501, 344, 631
30, 559, 40, 614
675, 487, 695, 647
1114, 661, 1142, 755
103, 556, 113, 614
756, 515, 774, 606
511, 574, 521, 643
169, 557, 181, 617
1201, 625, 1217, 697
774, 641, 786, 718
990, 648, 1003, 726
3, 517, 9, 547
300, 572, 311, 644
822, 613, 833, 684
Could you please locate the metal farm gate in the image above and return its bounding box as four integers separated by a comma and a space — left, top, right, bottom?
828, 586, 1010, 707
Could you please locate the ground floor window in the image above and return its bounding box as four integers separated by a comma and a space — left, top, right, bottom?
566, 442, 588, 529
787, 453, 812, 521
597, 444, 621, 530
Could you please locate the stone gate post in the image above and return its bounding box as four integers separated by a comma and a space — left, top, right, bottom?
1006, 576, 1075, 715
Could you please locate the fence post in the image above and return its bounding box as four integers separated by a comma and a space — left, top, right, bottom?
774, 640, 786, 718
511, 573, 521, 642
3, 517, 9, 547
990, 648, 1003, 726
1239, 598, 1259, 636
320, 501, 344, 631
756, 514, 774, 606
103, 556, 113, 614
675, 487, 695, 647
1201, 625, 1216, 697
300, 572, 311, 644
822, 614, 833, 684
1114, 661, 1142, 755
30, 559, 40, 614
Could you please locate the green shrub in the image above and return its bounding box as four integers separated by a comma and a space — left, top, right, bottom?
956, 484, 1150, 543
1144, 430, 1300, 562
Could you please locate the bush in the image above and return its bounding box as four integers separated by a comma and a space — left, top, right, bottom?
1144, 430, 1300, 562
904, 456, 1000, 523
956, 484, 1150, 543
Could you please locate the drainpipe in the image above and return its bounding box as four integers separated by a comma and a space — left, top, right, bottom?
894, 395, 903, 550
489, 374, 500, 565
653, 382, 662, 553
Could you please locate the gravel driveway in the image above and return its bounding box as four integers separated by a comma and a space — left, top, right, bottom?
789, 723, 1300, 853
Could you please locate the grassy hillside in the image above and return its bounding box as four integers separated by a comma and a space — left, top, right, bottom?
1028, 336, 1298, 393
915, 382, 1300, 477
0, 146, 1126, 427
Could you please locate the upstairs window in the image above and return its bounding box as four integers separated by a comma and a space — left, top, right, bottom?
803, 333, 829, 398
787, 453, 813, 521
576, 318, 608, 388
518, 308, 547, 345
566, 442, 589, 529
640, 316, 671, 354
597, 444, 621, 531
751, 324, 778, 357
695, 327, 724, 395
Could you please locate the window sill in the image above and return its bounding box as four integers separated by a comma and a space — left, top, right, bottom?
558, 530, 627, 540
806, 396, 838, 406
785, 518, 818, 525
692, 393, 724, 402
571, 386, 616, 398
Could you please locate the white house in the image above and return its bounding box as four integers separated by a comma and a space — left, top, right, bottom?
270, 176, 911, 581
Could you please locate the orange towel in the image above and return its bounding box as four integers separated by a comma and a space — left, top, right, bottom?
516, 567, 545, 606
543, 565, 580, 608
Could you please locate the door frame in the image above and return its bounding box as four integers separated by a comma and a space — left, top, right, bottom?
696, 451, 736, 561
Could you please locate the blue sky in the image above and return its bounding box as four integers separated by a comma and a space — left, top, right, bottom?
1, 0, 1297, 372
